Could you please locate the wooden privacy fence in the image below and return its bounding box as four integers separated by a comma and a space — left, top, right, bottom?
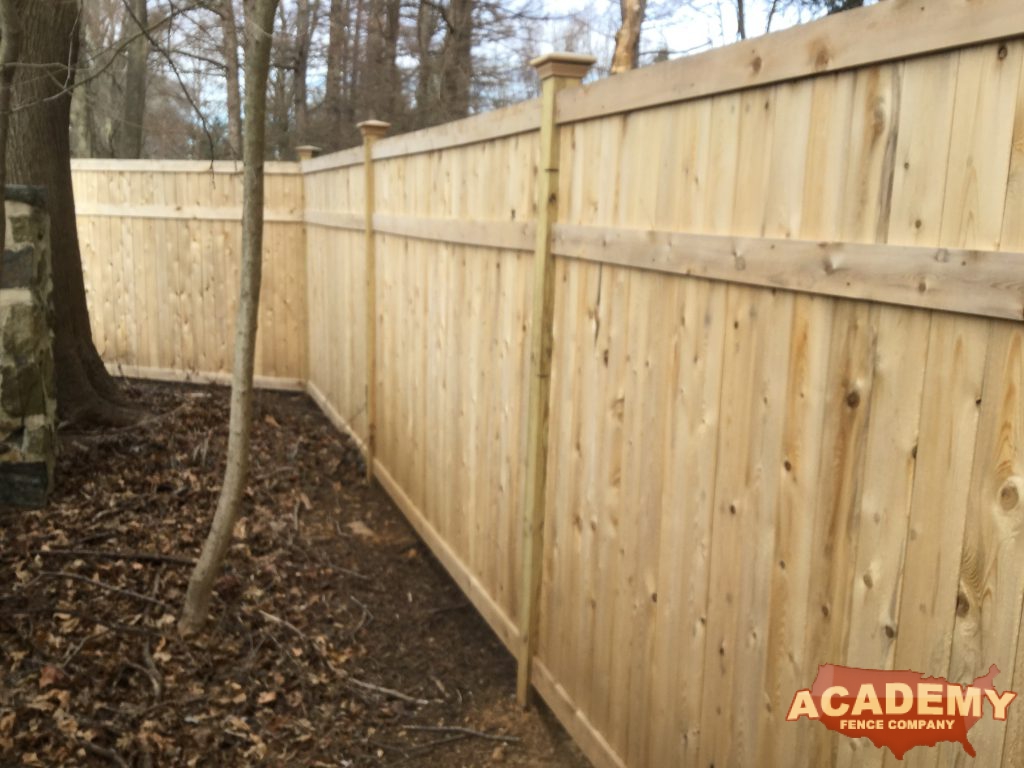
72, 1, 1024, 765
71, 159, 308, 388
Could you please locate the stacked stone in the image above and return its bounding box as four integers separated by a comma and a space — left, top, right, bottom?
0, 186, 56, 508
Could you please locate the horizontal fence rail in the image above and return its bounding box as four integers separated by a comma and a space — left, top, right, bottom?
74, 2, 1024, 766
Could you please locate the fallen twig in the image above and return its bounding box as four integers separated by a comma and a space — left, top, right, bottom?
39, 570, 169, 609
400, 724, 521, 743
32, 548, 195, 566
344, 596, 372, 641
258, 609, 307, 642
423, 602, 470, 617
73, 531, 119, 546
60, 635, 91, 668
347, 678, 434, 706
125, 657, 162, 700
7, 608, 163, 638
394, 734, 470, 762
366, 737, 411, 759
76, 738, 129, 768
140, 573, 165, 701
339, 566, 371, 580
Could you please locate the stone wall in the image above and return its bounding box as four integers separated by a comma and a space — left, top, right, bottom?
0, 187, 56, 508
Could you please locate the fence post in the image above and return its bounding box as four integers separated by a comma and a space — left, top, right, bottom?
295, 145, 320, 162
358, 120, 390, 484
517, 52, 594, 707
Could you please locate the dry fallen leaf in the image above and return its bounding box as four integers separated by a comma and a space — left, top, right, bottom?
257, 691, 277, 705
38, 665, 61, 689
54, 709, 79, 737
346, 521, 376, 541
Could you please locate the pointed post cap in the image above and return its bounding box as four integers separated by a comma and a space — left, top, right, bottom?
529, 52, 595, 81
358, 120, 391, 140
295, 145, 321, 161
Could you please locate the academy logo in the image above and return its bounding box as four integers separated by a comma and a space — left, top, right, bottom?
786, 664, 1016, 760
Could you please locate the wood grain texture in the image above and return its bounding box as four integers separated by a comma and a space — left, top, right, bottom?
551, 223, 1024, 321
368, 126, 541, 654
70, 159, 301, 174
557, 0, 1024, 125
946, 40, 1024, 768
303, 162, 368, 443
73, 165, 307, 383
517, 64, 590, 704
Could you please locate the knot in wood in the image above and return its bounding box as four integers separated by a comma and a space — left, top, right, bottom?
999, 477, 1022, 512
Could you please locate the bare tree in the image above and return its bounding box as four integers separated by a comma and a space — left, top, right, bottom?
179, 0, 281, 636
118, 0, 149, 157
361, 0, 402, 123
610, 0, 646, 73
324, 0, 350, 129
439, 0, 474, 120
268, 6, 290, 155
413, 0, 441, 123
220, 0, 244, 157
291, 0, 319, 143
349, 0, 366, 124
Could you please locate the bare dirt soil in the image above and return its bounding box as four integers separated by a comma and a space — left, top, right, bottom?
0, 380, 588, 767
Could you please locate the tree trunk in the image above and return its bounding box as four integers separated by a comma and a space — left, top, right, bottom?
7, 0, 135, 425
69, 52, 95, 158
414, 0, 440, 125
269, 67, 288, 157
736, 0, 746, 40
221, 0, 243, 159
383, 0, 401, 122
118, 0, 148, 158
292, 0, 311, 145
439, 0, 473, 120
324, 0, 348, 130
179, 0, 279, 636
349, 0, 365, 124
0, 0, 22, 262
362, 0, 401, 123
362, 0, 383, 119
610, 0, 646, 74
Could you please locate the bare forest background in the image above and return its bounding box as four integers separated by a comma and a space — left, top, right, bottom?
70, 0, 871, 162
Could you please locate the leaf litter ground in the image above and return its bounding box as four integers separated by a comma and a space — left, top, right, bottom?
0, 381, 588, 767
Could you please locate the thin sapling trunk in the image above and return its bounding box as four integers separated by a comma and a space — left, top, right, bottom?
179, 0, 279, 636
